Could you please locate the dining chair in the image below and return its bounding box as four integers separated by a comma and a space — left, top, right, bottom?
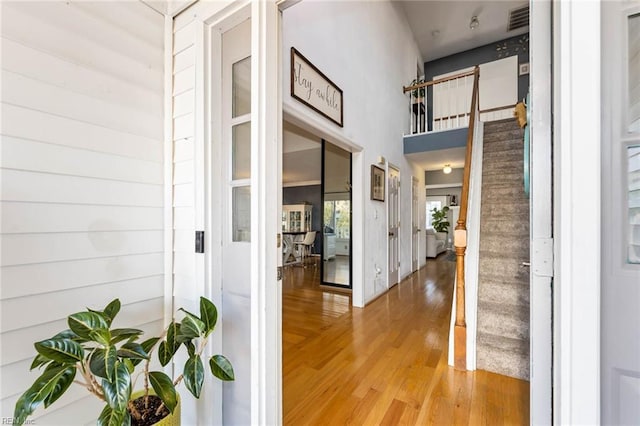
294, 231, 316, 267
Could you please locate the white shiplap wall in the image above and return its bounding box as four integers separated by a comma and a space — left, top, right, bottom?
0, 2, 165, 424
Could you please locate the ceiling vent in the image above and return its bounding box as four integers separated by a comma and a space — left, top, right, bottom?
507, 5, 529, 31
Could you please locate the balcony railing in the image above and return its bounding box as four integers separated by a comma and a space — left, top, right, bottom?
403, 70, 516, 136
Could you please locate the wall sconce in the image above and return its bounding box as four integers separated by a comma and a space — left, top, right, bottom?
469, 15, 480, 30
443, 164, 452, 174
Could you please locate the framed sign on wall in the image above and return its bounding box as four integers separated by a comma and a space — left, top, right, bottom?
291, 47, 343, 127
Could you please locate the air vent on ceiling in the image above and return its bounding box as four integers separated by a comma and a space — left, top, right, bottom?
508, 5, 529, 31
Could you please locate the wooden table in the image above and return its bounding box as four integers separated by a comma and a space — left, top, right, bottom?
282, 231, 306, 265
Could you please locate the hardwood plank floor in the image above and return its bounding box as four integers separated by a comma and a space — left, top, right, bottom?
283, 256, 530, 425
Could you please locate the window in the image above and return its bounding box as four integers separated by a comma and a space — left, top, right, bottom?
324, 200, 350, 238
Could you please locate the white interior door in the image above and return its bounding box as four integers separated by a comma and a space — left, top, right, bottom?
411, 177, 419, 272
602, 3, 640, 424
220, 18, 252, 424
388, 166, 400, 286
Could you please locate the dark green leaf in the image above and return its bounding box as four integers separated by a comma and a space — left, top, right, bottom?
51, 329, 80, 340
68, 312, 108, 340
199, 297, 218, 336
102, 362, 131, 411
89, 328, 112, 346
30, 354, 50, 370
14, 365, 75, 424
117, 342, 148, 360
51, 328, 87, 344
184, 355, 204, 398
89, 346, 117, 380
178, 307, 200, 321
97, 404, 130, 426
159, 323, 180, 366
141, 337, 160, 353
185, 340, 196, 357
210, 355, 234, 381
178, 315, 205, 340
131, 337, 159, 367
43, 366, 76, 408
103, 299, 121, 325
110, 328, 143, 345
148, 371, 178, 414
35, 339, 83, 364
158, 341, 171, 367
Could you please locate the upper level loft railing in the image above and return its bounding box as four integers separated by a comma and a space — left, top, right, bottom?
403, 69, 477, 136
403, 68, 516, 137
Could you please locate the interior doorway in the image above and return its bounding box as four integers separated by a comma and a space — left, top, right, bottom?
322, 140, 352, 288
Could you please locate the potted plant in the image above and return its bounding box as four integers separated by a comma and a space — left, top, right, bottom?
431, 206, 450, 241
13, 297, 234, 426
410, 77, 425, 103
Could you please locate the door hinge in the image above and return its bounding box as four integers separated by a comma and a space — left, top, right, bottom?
532, 237, 553, 277
277, 233, 281, 248
195, 231, 204, 253
277, 266, 283, 281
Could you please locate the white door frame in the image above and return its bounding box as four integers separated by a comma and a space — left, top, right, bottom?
553, 1, 601, 424
181, 1, 282, 424
281, 106, 365, 307
529, 1, 552, 423
250, 2, 281, 423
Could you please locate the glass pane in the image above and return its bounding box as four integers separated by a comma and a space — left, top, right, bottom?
335, 201, 350, 239
233, 56, 251, 118
629, 14, 640, 133
233, 186, 251, 242
232, 122, 251, 180
324, 201, 335, 233
629, 146, 640, 263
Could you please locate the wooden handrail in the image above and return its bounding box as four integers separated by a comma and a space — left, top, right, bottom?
402, 69, 477, 94
479, 103, 517, 114
453, 65, 480, 371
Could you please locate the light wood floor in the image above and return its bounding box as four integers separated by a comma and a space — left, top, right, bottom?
282, 257, 529, 425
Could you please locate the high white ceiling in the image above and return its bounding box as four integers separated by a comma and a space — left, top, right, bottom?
395, 0, 529, 62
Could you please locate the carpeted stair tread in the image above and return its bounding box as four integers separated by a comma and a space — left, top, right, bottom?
477, 301, 530, 340
475, 118, 530, 381
477, 333, 530, 380
478, 277, 530, 308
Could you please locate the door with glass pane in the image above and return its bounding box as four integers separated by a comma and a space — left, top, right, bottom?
412, 177, 420, 272
220, 18, 251, 424
388, 166, 400, 287
602, 5, 640, 425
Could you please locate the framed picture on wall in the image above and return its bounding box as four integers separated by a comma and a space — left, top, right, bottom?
370, 165, 385, 201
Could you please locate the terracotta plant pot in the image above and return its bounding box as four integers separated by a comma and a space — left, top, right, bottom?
129, 390, 181, 426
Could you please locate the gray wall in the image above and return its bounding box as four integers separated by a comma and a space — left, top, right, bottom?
283, 185, 322, 252
425, 168, 464, 186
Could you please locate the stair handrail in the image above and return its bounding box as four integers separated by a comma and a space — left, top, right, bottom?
453, 65, 480, 370
402, 69, 477, 93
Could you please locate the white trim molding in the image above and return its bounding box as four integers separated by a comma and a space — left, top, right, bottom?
554, 1, 601, 424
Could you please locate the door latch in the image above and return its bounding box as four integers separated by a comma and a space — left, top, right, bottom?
277, 266, 283, 281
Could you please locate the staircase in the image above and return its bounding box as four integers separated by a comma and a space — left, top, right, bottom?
476, 118, 530, 381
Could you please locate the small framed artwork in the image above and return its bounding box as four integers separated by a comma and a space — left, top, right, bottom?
370, 165, 385, 202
